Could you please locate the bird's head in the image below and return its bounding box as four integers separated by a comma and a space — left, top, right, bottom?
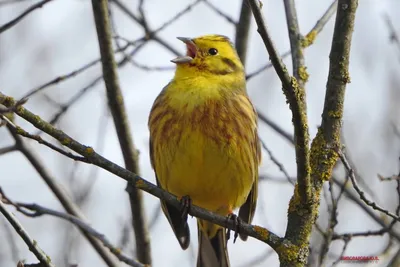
171, 34, 244, 79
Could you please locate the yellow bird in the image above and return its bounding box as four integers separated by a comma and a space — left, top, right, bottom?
148, 34, 260, 267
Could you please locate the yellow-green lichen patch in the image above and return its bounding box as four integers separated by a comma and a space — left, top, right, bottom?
301, 30, 317, 48
111, 247, 121, 255
298, 66, 309, 82
2, 96, 15, 106
310, 130, 338, 182
276, 242, 300, 265
341, 68, 351, 84
33, 115, 41, 123
135, 179, 146, 189
291, 77, 306, 104
61, 137, 71, 146
288, 185, 301, 214
328, 110, 342, 119
84, 146, 95, 156
15, 105, 24, 113
253, 225, 270, 241
46, 255, 52, 263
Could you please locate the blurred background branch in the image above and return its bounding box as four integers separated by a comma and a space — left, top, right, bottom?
91, 0, 151, 264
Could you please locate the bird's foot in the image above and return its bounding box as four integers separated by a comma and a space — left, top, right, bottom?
180, 195, 192, 221
226, 213, 242, 243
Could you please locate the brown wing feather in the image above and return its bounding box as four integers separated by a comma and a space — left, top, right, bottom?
238, 100, 261, 241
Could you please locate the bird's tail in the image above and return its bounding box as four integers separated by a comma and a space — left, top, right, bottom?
197, 220, 230, 267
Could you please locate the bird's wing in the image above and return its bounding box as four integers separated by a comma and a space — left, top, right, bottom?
238, 98, 261, 241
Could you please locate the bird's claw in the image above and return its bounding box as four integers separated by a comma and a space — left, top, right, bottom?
180, 195, 192, 221
226, 213, 242, 243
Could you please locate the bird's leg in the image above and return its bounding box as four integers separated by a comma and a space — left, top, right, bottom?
180, 195, 192, 221
226, 213, 242, 243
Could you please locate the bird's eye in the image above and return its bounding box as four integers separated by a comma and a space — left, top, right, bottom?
208, 48, 218, 55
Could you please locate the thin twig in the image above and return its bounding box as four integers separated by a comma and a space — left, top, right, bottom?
5, 125, 119, 267
0, 0, 32, 6
302, 0, 338, 47
0, 0, 54, 34
383, 14, 400, 60
332, 237, 350, 266
338, 149, 400, 222
111, 0, 181, 56
283, 0, 307, 87
319, 179, 339, 265
260, 138, 294, 185
203, 0, 236, 25
1, 191, 145, 267
21, 59, 100, 99
6, 123, 88, 162
246, 0, 337, 80
257, 110, 294, 144
0, 199, 55, 267
332, 175, 400, 241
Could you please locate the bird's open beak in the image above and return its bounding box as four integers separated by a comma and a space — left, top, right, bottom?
171, 37, 197, 64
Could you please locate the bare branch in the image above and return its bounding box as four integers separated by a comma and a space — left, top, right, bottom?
235, 0, 252, 65
0, 0, 54, 34
285, 0, 357, 265
257, 110, 294, 144
331, 237, 350, 266
91, 1, 151, 264
203, 0, 237, 25
111, 0, 181, 56
246, 51, 291, 80
338, 149, 400, 222
0, 199, 55, 267
302, 0, 338, 47
260, 138, 294, 185
22, 59, 100, 99
1, 191, 145, 267
283, 0, 307, 87
0, 0, 33, 7
5, 125, 119, 267
246, 0, 337, 80
5, 123, 88, 162
248, 0, 311, 205
0, 145, 16, 155
384, 14, 400, 60
0, 92, 285, 251
332, 175, 400, 241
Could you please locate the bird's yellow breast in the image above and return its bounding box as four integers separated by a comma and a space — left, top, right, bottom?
149, 87, 258, 214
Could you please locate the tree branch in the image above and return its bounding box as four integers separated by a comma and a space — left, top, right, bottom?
282, 0, 359, 265
0, 199, 55, 267
235, 0, 252, 65
0, 92, 285, 251
338, 149, 400, 221
111, 0, 181, 56
246, 0, 337, 81
248, 0, 311, 206
5, 127, 119, 267
0, 190, 145, 267
248, 0, 358, 265
283, 0, 307, 87
0, 0, 54, 34
91, 0, 151, 264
